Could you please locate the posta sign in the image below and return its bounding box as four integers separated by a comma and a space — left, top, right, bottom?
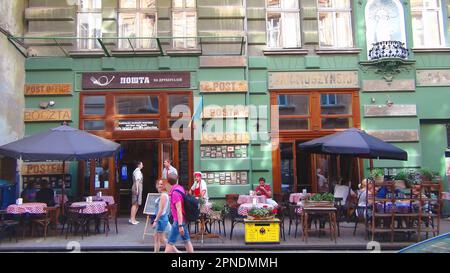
82, 71, 190, 89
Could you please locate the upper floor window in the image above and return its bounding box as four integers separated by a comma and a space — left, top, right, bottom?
318, 0, 353, 48
411, 0, 446, 48
77, 0, 102, 50
266, 0, 301, 48
118, 0, 157, 49
172, 0, 197, 49
365, 0, 406, 57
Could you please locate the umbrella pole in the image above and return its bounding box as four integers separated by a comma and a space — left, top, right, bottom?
369, 159, 374, 171
61, 161, 65, 215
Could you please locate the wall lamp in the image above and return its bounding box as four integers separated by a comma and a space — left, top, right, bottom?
39, 101, 55, 109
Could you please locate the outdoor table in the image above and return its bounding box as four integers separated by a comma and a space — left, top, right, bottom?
289, 193, 311, 204
191, 202, 224, 244
93, 195, 115, 205
302, 206, 337, 243
71, 201, 107, 214
238, 203, 275, 216
6, 202, 47, 215
237, 195, 266, 205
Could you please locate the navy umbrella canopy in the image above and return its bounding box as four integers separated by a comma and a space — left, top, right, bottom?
298, 128, 407, 161
0, 125, 120, 161
0, 125, 120, 208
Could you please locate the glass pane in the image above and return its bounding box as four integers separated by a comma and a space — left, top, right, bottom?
162, 143, 173, 165
178, 141, 190, 187
173, 12, 184, 47
83, 96, 105, 115
141, 0, 156, 8
186, 13, 197, 48
279, 118, 308, 130
423, 10, 442, 46
280, 143, 294, 193
267, 0, 281, 9
410, 0, 422, 8
315, 155, 330, 193
84, 120, 105, 131
267, 12, 281, 48
169, 119, 190, 128
119, 13, 137, 48
79, 0, 101, 9
168, 94, 190, 115
120, 0, 137, 8
185, 0, 196, 8
282, 0, 298, 9
335, 0, 350, 9
318, 0, 332, 8
140, 13, 157, 48
412, 11, 424, 47
320, 94, 352, 115
281, 12, 300, 47
94, 158, 110, 189
336, 12, 353, 47
173, 0, 183, 8
116, 96, 159, 114
321, 117, 352, 129
278, 94, 309, 115
319, 12, 333, 47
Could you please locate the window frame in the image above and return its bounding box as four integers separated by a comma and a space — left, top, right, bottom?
266, 0, 302, 49
172, 0, 198, 49
317, 0, 354, 48
76, 0, 102, 50
117, 0, 158, 49
411, 0, 447, 48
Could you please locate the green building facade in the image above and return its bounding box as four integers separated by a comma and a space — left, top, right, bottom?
12, 0, 450, 212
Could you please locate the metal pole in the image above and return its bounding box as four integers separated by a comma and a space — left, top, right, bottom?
61, 161, 65, 214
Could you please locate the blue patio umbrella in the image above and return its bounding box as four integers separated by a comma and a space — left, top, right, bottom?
298, 128, 407, 161
0, 125, 121, 207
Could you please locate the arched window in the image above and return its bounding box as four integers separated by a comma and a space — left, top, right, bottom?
365, 0, 406, 58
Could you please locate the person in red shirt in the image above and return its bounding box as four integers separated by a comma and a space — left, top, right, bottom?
255, 177, 272, 198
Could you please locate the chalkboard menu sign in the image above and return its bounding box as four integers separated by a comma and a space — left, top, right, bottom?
200, 145, 247, 159
22, 174, 72, 189
201, 171, 248, 185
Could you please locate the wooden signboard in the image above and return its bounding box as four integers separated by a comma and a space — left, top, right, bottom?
25, 84, 72, 96
22, 162, 69, 175
24, 109, 72, 122
268, 71, 358, 90
200, 81, 248, 93
201, 132, 250, 144
202, 105, 249, 118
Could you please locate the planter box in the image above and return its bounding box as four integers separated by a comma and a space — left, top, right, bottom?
304, 201, 334, 208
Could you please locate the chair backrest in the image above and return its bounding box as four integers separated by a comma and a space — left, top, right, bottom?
225, 194, 239, 208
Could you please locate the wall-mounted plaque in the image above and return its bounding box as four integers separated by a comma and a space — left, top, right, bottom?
115, 120, 159, 131
202, 171, 248, 185
22, 174, 71, 189
200, 81, 248, 93
202, 105, 249, 118
268, 71, 358, 90
82, 71, 190, 90
201, 133, 250, 144
24, 109, 72, 122
22, 162, 70, 176
25, 83, 72, 96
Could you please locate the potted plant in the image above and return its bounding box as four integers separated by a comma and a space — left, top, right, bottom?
419, 168, 434, 182
305, 192, 334, 207
247, 206, 277, 220
370, 168, 384, 184
393, 169, 408, 189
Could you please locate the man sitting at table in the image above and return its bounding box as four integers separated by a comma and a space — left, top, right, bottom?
36, 179, 56, 207
255, 177, 278, 207
21, 181, 38, 202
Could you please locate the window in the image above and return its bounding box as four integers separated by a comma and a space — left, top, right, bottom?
83, 96, 105, 115
278, 94, 310, 130
318, 0, 353, 48
116, 96, 159, 115
266, 0, 301, 48
411, 0, 446, 48
118, 0, 157, 49
365, 0, 406, 56
172, 0, 197, 49
320, 93, 352, 129
77, 0, 102, 50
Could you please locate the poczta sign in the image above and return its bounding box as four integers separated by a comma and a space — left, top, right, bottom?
82, 71, 190, 89
24, 109, 72, 122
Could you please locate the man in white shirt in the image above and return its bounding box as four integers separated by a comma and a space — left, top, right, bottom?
189, 172, 208, 203
162, 159, 178, 182
130, 161, 144, 225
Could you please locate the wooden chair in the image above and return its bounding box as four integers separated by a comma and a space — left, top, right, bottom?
63, 206, 88, 239
0, 210, 19, 243
228, 205, 245, 240
287, 203, 302, 238
31, 207, 56, 239
207, 207, 227, 237
275, 206, 286, 241
107, 203, 118, 234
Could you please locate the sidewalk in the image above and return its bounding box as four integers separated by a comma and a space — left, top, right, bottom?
1, 217, 448, 252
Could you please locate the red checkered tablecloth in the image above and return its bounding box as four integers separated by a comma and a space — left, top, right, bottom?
71, 201, 107, 214
289, 193, 311, 203
237, 195, 266, 205
237, 203, 274, 216
93, 195, 115, 205
6, 203, 47, 214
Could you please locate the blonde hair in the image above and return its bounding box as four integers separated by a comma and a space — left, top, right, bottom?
156, 179, 167, 192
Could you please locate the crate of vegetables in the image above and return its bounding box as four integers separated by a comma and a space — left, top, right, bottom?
304, 193, 335, 207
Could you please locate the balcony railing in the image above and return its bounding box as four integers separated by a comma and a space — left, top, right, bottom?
368, 41, 409, 61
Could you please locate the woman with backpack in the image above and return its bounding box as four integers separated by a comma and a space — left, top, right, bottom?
152, 179, 170, 252
165, 174, 195, 253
